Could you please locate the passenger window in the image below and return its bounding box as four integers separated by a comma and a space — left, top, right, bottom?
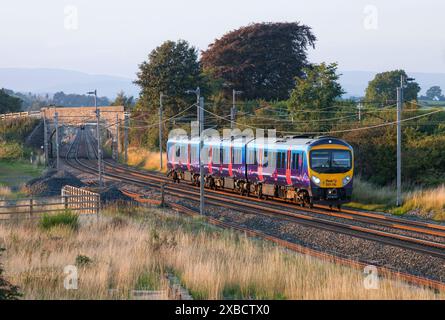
212, 147, 220, 164
220, 148, 224, 165
292, 153, 299, 170
176, 146, 180, 157
276, 152, 285, 169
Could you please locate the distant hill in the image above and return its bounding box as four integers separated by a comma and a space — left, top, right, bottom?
0, 68, 139, 99
0, 67, 443, 101
339, 71, 445, 98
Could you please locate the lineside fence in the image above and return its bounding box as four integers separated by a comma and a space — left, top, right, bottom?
0, 111, 41, 121
0, 185, 100, 220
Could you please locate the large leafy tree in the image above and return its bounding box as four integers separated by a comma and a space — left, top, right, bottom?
288, 63, 344, 132
0, 89, 22, 113
133, 40, 201, 149
201, 22, 316, 101
425, 86, 443, 101
365, 70, 420, 105
112, 90, 134, 110
134, 40, 201, 114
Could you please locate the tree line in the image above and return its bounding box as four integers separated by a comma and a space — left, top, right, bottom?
129, 21, 445, 188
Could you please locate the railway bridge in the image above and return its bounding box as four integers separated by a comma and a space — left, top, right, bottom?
0, 106, 127, 164
40, 106, 126, 162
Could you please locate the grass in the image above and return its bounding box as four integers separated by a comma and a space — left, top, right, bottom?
0, 160, 44, 200
350, 177, 396, 209
0, 185, 13, 198
126, 147, 167, 172
0, 160, 43, 188
349, 177, 445, 221
0, 205, 443, 300
399, 186, 445, 220
39, 211, 79, 231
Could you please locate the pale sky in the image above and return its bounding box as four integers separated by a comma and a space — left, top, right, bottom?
1, 0, 444, 78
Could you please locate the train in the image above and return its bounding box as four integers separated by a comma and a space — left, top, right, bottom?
166, 134, 354, 209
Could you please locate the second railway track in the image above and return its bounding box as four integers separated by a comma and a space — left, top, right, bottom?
64, 129, 445, 261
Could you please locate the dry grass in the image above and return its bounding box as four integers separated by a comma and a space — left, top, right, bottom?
0, 185, 12, 198
401, 185, 445, 220
0, 206, 443, 300
0, 214, 168, 299
350, 177, 445, 220
126, 147, 167, 172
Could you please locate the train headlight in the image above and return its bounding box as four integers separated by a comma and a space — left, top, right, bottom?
312, 176, 321, 185
342, 176, 351, 186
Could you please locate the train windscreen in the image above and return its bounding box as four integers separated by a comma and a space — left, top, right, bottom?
310, 149, 352, 173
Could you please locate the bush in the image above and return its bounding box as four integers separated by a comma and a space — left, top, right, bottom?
0, 118, 39, 142
39, 211, 79, 230
0, 141, 25, 160
75, 254, 92, 267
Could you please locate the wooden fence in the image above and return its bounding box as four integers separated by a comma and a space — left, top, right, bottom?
61, 185, 100, 215
0, 185, 100, 219
0, 111, 41, 121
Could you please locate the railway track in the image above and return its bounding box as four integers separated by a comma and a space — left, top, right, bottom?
64, 129, 445, 291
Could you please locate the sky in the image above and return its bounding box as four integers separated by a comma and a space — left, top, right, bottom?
1, 0, 444, 79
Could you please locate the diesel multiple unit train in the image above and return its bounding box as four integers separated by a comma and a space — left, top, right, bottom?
167, 135, 354, 209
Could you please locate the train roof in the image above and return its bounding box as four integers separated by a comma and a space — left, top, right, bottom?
248, 136, 352, 150
168, 135, 352, 150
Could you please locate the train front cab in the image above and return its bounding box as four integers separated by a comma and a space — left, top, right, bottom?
307, 140, 354, 207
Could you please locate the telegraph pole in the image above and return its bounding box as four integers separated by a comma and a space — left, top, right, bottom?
43, 113, 48, 166
186, 87, 200, 121
96, 108, 103, 189
357, 103, 363, 122
87, 89, 102, 188
96, 107, 103, 189
396, 86, 402, 206
199, 97, 205, 215
196, 87, 200, 121
396, 75, 414, 206
231, 90, 242, 129
54, 112, 59, 170
124, 112, 129, 163
159, 93, 164, 171
115, 113, 119, 161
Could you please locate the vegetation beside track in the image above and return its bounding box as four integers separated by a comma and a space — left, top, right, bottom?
125, 147, 167, 172
0, 160, 44, 199
1, 203, 443, 300
349, 177, 445, 221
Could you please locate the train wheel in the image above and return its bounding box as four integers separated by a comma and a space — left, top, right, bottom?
172, 171, 179, 183
257, 185, 263, 199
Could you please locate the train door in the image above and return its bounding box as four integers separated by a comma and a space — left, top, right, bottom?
286, 149, 292, 185
187, 143, 191, 171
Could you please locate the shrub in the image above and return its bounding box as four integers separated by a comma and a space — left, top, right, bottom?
0, 141, 25, 160
0, 117, 39, 142
39, 211, 79, 230
75, 255, 92, 267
